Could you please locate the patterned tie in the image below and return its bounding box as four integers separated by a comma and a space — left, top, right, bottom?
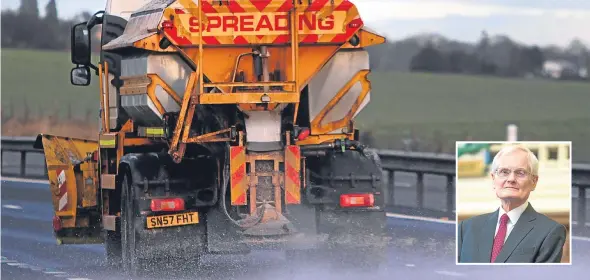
491, 213, 510, 263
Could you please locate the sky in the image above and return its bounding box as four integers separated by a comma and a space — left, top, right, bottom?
2, 0, 590, 47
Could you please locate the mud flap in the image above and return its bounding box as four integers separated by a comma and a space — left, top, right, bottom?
293, 149, 389, 266
34, 134, 103, 244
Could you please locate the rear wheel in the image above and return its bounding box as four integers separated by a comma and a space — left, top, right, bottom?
120, 173, 140, 276
118, 169, 207, 275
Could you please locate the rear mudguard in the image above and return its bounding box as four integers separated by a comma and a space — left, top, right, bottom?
118, 152, 218, 208
305, 149, 385, 208
307, 149, 387, 247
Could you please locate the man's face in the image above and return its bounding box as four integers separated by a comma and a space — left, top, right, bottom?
491, 149, 538, 203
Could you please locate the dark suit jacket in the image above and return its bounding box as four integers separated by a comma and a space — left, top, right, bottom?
457, 203, 567, 263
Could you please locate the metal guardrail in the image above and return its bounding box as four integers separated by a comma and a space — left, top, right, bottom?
2, 137, 589, 235
572, 163, 590, 234
377, 150, 456, 219
1, 136, 47, 179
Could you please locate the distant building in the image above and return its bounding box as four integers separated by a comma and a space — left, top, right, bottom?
543, 60, 576, 79
543, 60, 587, 80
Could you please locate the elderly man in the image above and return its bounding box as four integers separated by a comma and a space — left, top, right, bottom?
457, 144, 566, 263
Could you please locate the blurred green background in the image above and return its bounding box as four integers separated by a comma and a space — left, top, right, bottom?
2, 49, 590, 162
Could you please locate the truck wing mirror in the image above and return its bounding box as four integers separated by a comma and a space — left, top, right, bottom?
71, 22, 91, 66
71, 66, 91, 86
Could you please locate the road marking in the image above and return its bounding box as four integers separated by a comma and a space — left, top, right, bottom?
572, 236, 590, 242
435, 270, 466, 277
386, 212, 456, 224
405, 264, 415, 267
1, 256, 93, 280
1, 177, 49, 184
3, 204, 23, 210
571, 221, 590, 227
1, 256, 16, 263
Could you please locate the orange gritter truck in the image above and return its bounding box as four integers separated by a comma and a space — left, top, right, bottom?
34, 0, 388, 274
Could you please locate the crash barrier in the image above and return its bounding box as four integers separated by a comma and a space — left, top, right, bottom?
2, 137, 588, 235
1, 137, 48, 179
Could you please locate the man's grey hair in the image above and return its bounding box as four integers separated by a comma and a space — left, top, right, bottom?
490, 144, 539, 176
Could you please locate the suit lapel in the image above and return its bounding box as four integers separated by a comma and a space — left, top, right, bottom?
477, 210, 498, 262
493, 203, 537, 263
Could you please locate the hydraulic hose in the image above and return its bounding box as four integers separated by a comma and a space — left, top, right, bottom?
300, 139, 367, 153
220, 145, 264, 228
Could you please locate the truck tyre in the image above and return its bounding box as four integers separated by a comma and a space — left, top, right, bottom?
120, 173, 140, 276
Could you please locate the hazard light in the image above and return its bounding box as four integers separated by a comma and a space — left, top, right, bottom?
151, 198, 185, 212
297, 128, 310, 141
340, 193, 374, 208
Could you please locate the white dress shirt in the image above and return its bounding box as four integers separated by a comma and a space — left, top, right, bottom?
494, 201, 529, 243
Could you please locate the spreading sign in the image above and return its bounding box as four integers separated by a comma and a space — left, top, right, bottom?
180, 12, 347, 36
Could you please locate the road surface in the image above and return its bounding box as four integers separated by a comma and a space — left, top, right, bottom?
2, 179, 590, 280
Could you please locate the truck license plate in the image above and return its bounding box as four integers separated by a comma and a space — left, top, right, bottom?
146, 212, 199, 229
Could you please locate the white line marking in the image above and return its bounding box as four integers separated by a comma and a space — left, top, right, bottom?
405, 264, 415, 267
386, 212, 455, 224
571, 221, 590, 227
0, 256, 92, 279
1, 177, 49, 184
435, 270, 466, 277
28, 266, 44, 271
43, 271, 67, 274
0, 256, 15, 263
3, 204, 23, 210
572, 236, 590, 242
